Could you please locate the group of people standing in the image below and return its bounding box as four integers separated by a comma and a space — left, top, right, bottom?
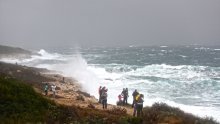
99, 86, 144, 117
98, 86, 108, 109
44, 83, 57, 98
118, 88, 129, 105
119, 88, 144, 117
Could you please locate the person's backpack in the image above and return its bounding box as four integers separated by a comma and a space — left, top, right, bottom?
136, 94, 144, 104
135, 94, 140, 101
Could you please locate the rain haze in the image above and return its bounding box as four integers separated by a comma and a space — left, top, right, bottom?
0, 0, 220, 48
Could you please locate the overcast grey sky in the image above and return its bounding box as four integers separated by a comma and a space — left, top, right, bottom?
0, 0, 220, 48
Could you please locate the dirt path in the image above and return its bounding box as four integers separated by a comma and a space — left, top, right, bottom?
38, 81, 135, 116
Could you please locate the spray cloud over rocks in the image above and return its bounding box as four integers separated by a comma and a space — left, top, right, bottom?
0, 49, 100, 97
0, 46, 220, 121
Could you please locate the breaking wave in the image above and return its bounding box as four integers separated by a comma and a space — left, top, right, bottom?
0, 47, 220, 121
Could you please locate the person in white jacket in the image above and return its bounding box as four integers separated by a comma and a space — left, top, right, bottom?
51, 84, 56, 98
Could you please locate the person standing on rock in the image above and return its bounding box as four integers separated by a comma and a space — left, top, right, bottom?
121, 88, 128, 105
136, 94, 144, 117
44, 83, 49, 96
132, 89, 139, 108
101, 89, 108, 109
98, 86, 102, 103
132, 89, 139, 116
125, 88, 129, 105
51, 84, 57, 98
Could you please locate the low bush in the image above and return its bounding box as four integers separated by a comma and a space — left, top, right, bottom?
142, 102, 219, 124
0, 75, 78, 123
107, 106, 127, 115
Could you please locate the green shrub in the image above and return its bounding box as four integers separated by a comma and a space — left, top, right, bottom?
0, 77, 47, 122
0, 76, 78, 123
142, 102, 219, 124
118, 117, 143, 124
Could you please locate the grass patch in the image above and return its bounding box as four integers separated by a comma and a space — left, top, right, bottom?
0, 75, 79, 123
142, 102, 219, 124
0, 76, 48, 122
0, 75, 136, 124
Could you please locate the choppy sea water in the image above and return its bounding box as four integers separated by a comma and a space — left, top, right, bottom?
1, 45, 220, 121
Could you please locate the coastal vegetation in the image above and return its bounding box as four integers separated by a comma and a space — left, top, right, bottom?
0, 75, 138, 123
142, 103, 218, 124
0, 73, 218, 124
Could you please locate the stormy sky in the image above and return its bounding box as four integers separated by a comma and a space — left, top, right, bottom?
0, 0, 220, 48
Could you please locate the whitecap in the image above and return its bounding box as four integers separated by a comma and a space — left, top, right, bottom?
160, 46, 168, 48
179, 55, 187, 58
161, 50, 167, 52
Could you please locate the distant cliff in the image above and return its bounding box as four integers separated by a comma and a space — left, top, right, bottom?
0, 45, 32, 57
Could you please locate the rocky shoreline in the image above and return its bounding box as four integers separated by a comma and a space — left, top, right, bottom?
0, 61, 132, 113
0, 61, 219, 124
0, 61, 98, 105
0, 44, 218, 123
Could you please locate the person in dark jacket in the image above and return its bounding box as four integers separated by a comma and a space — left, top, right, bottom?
101, 89, 108, 109
132, 89, 139, 108
121, 88, 128, 105
136, 94, 144, 117
98, 86, 102, 103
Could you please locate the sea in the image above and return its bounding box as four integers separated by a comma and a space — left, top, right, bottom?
1, 45, 220, 121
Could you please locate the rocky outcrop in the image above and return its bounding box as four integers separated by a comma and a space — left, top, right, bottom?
0, 45, 32, 58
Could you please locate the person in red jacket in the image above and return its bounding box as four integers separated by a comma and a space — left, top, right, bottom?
118, 94, 123, 102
